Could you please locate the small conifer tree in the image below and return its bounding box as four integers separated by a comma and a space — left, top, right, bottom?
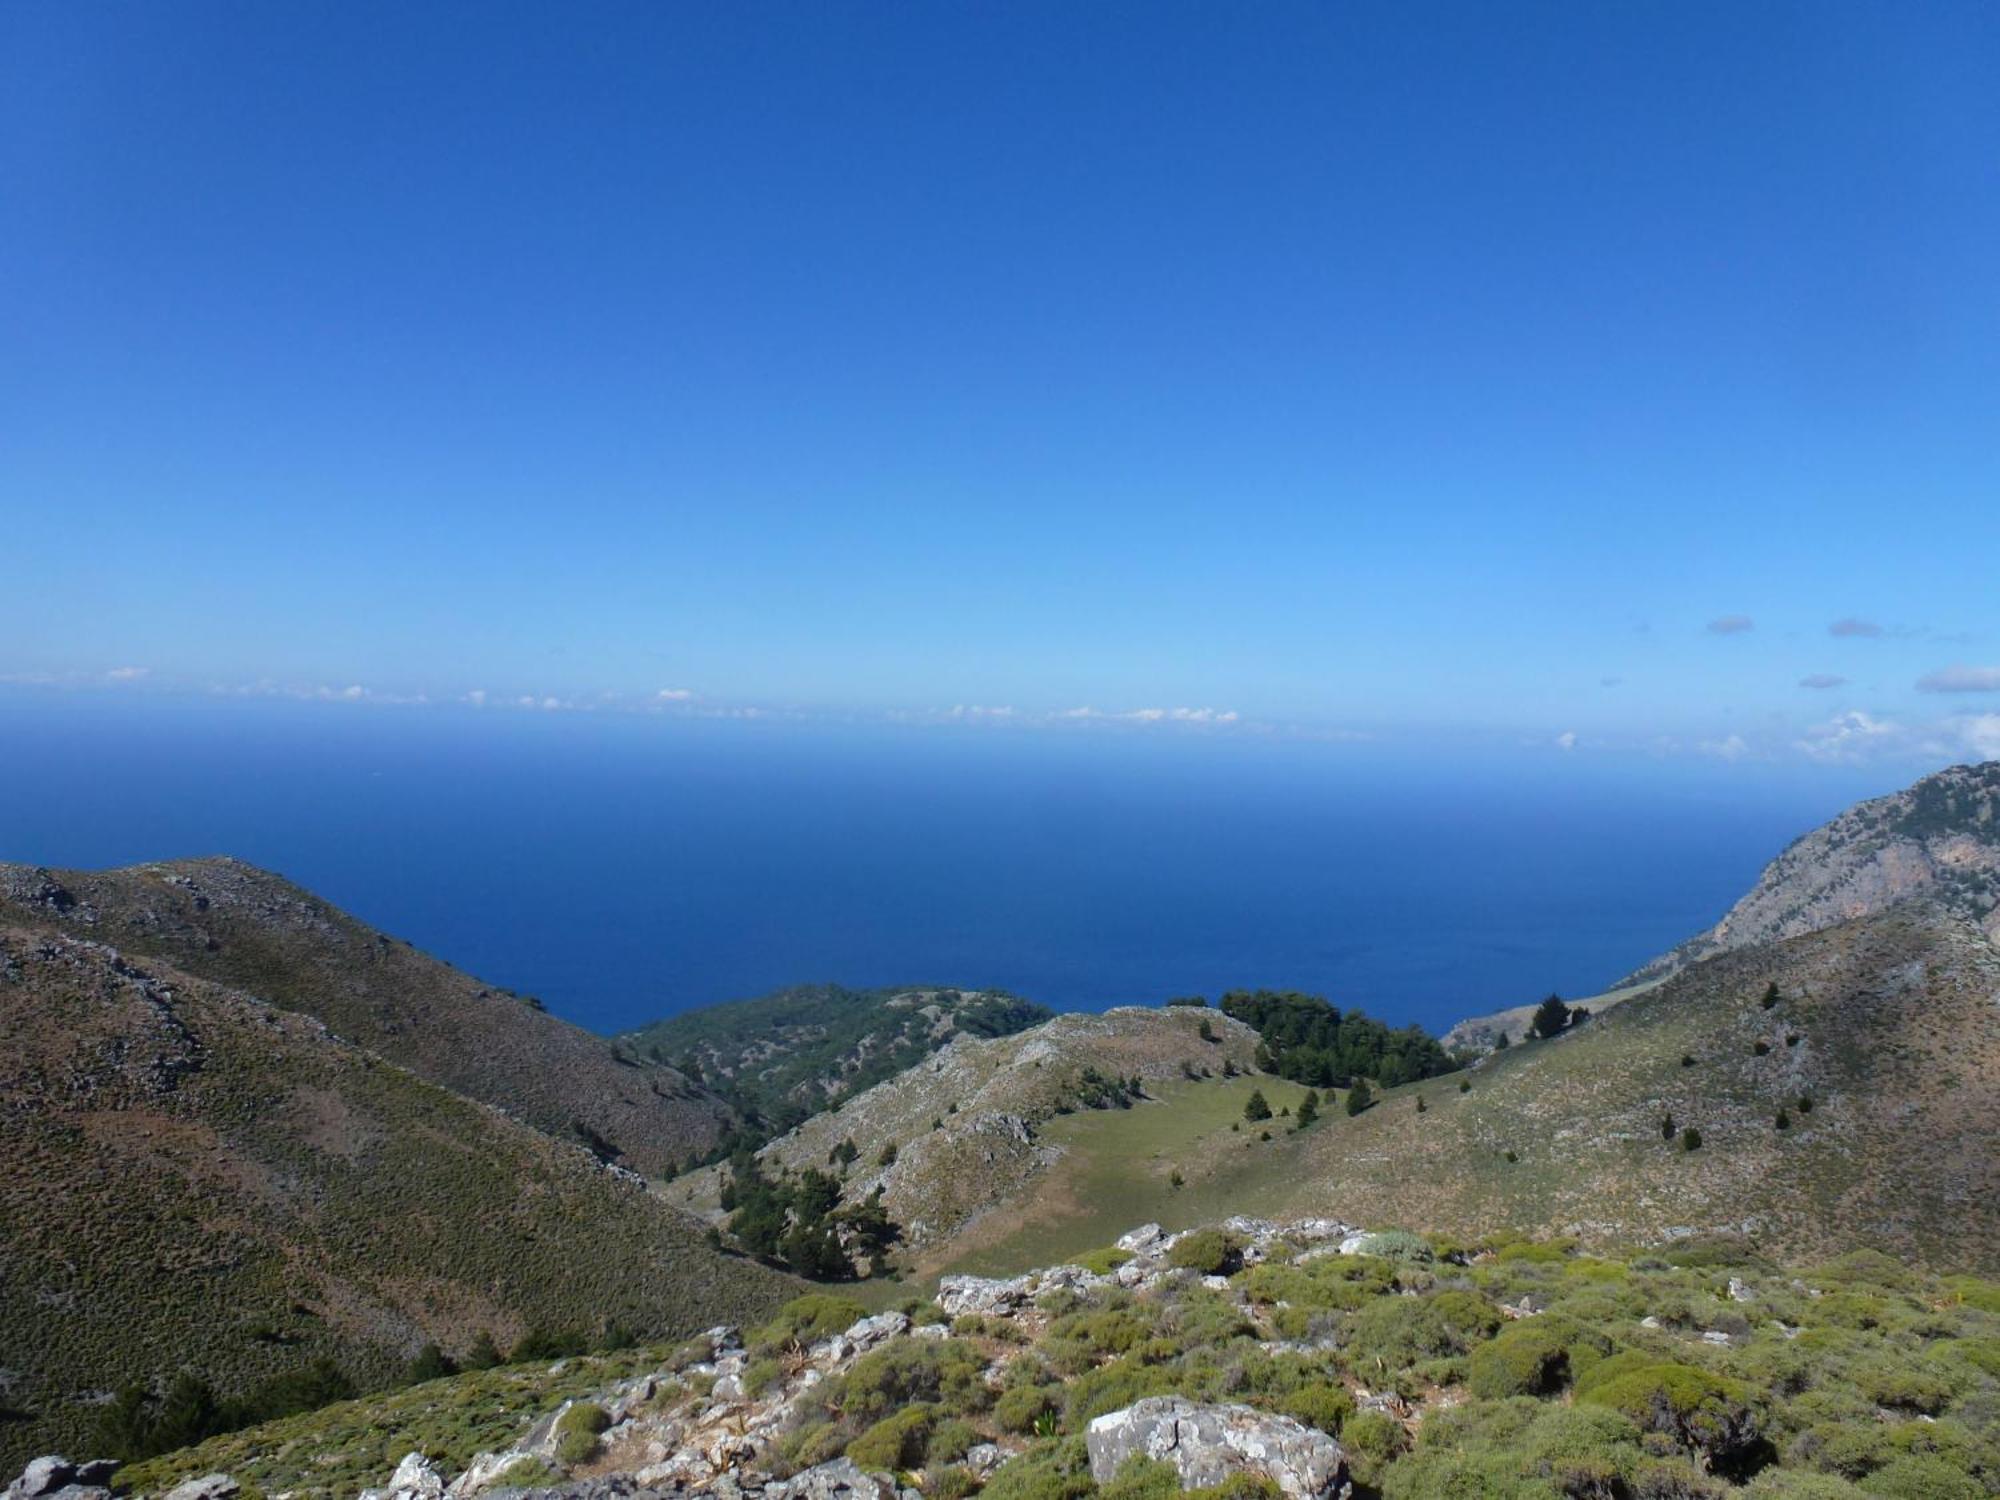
1415, 1094, 1427, 1114
1681, 1126, 1702, 1152
1296, 1089, 1320, 1128
1530, 994, 1572, 1039
1345, 1077, 1373, 1116
1244, 1089, 1272, 1122
1761, 982, 1781, 1010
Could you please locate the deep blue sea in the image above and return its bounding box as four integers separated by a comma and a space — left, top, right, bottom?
0, 693, 1897, 1037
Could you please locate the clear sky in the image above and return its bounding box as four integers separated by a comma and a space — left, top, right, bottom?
4, 1, 1997, 769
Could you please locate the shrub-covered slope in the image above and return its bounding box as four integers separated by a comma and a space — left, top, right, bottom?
109, 1221, 2000, 1500
0, 922, 801, 1470
1272, 901, 2000, 1270
1623, 758, 2000, 987
623, 983, 1052, 1142
0, 858, 732, 1176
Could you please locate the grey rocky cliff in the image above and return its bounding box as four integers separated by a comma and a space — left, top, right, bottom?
1621, 759, 2000, 987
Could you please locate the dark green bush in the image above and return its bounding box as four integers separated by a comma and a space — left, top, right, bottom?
1168, 1230, 1245, 1275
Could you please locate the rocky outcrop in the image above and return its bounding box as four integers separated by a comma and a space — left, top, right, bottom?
1, 1457, 119, 1500
1619, 759, 2000, 987
1085, 1399, 1350, 1500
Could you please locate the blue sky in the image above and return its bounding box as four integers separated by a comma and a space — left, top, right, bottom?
4, 1, 1997, 768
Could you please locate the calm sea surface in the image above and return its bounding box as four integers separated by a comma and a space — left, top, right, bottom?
0, 694, 1890, 1036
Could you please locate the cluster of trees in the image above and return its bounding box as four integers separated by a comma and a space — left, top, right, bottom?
1217, 989, 1458, 1089
97, 1360, 357, 1461
1061, 1065, 1145, 1111
719, 1151, 901, 1279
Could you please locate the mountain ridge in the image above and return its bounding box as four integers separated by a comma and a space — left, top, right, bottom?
0, 857, 733, 1178
0, 918, 800, 1471
1618, 757, 2000, 987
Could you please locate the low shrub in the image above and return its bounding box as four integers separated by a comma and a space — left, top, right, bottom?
1168, 1230, 1245, 1275
983, 1437, 1097, 1500
847, 1403, 936, 1471
1075, 1246, 1135, 1276
753, 1293, 867, 1354
1276, 1382, 1352, 1435
552, 1401, 610, 1465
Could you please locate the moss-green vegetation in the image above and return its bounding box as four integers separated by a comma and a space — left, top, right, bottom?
972, 1234, 2000, 1500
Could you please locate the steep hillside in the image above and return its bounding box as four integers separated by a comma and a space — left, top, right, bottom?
0, 922, 801, 1470
1621, 757, 2000, 987
822, 905, 1999, 1283
671, 1006, 1264, 1253
1271, 901, 2000, 1270
623, 983, 1052, 1140
0, 858, 732, 1177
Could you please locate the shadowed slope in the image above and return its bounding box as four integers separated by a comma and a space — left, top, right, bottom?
0, 922, 800, 1470
0, 857, 732, 1177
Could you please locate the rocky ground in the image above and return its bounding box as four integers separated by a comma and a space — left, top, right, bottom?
9, 1218, 1369, 1500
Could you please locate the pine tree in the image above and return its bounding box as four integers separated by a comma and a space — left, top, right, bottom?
1761, 982, 1781, 1010
1345, 1077, 1373, 1116
1530, 994, 1572, 1039
1244, 1088, 1272, 1121
1295, 1089, 1320, 1128
1494, 1033, 1510, 1051
1415, 1094, 1427, 1113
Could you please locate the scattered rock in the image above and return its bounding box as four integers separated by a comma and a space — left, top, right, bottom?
766, 1458, 899, 1500
3, 1457, 118, 1500
161, 1477, 239, 1500
936, 1274, 1032, 1317
1116, 1223, 1166, 1253
1085, 1398, 1350, 1500
361, 1452, 446, 1500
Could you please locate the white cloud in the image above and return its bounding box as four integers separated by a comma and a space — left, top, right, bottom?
1699, 734, 1750, 762
1055, 705, 1239, 726
1555, 730, 1578, 752
105, 666, 150, 682
464, 689, 487, 707
1706, 615, 1755, 635
949, 704, 1015, 719
1959, 715, 2000, 760
1917, 664, 2000, 694
1795, 710, 1904, 763
655, 687, 694, 702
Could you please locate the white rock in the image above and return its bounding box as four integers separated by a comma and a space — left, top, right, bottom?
1116, 1223, 1166, 1253
1085, 1398, 1350, 1500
